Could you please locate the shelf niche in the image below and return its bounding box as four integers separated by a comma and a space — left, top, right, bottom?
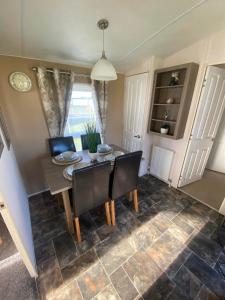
148, 63, 199, 139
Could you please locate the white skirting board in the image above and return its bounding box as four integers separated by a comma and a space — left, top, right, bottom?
149, 145, 174, 183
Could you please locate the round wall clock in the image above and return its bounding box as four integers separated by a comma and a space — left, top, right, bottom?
9, 72, 32, 92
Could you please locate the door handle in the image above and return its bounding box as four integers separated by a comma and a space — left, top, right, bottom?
134, 135, 141, 139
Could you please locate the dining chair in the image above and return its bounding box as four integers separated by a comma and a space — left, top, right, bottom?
81, 133, 101, 150
72, 161, 111, 243
109, 151, 142, 225
48, 136, 76, 156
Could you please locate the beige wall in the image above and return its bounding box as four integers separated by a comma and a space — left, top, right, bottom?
0, 56, 124, 195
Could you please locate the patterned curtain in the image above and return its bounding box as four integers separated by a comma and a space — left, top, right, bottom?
92, 80, 109, 142
36, 67, 75, 137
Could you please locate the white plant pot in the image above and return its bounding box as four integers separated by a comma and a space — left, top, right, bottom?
160, 128, 169, 134
88, 151, 98, 161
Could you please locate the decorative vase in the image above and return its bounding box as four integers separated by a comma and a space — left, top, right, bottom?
88, 151, 98, 161
160, 128, 169, 134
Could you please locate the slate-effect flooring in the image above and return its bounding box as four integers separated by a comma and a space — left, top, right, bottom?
29, 175, 225, 300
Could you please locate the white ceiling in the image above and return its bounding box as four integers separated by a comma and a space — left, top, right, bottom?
1, 0, 225, 72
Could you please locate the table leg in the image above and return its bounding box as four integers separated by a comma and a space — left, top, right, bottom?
62, 190, 74, 234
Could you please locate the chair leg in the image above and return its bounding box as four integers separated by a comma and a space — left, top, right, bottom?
127, 192, 132, 201
105, 202, 111, 225
111, 200, 116, 226
133, 189, 139, 212
74, 217, 81, 243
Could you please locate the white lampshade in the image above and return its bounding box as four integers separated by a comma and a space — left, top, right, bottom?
91, 56, 117, 81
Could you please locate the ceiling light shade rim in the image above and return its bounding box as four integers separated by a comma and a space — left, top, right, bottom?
91, 57, 117, 81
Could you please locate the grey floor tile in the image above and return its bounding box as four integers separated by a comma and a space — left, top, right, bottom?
61, 248, 98, 285
166, 247, 192, 279
94, 284, 120, 300
149, 213, 173, 234
53, 232, 78, 269
76, 230, 100, 255
185, 253, 225, 298
141, 272, 175, 300
96, 224, 122, 242
96, 232, 134, 275
146, 231, 185, 272
35, 240, 55, 265
32, 214, 67, 247
194, 285, 221, 300
129, 222, 161, 251
172, 214, 195, 235
37, 265, 63, 300
77, 261, 109, 300
123, 250, 172, 297
53, 280, 83, 300
167, 286, 187, 300
214, 252, 225, 281
173, 265, 202, 299
110, 266, 138, 300
187, 231, 222, 266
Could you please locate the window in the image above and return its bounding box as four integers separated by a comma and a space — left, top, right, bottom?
64, 84, 98, 151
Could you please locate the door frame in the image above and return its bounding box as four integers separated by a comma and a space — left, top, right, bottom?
177, 62, 225, 188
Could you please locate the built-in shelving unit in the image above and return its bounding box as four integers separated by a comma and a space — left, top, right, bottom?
148, 63, 199, 139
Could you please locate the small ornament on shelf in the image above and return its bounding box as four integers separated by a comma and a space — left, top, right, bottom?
169, 72, 179, 86
166, 97, 174, 104
164, 110, 169, 120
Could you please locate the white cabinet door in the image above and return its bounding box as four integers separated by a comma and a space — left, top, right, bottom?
179, 66, 225, 187
123, 73, 149, 174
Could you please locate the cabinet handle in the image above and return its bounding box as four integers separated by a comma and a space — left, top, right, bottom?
134, 135, 141, 138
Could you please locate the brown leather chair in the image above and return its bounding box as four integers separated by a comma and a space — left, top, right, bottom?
109, 151, 142, 225
48, 136, 76, 156
72, 161, 111, 242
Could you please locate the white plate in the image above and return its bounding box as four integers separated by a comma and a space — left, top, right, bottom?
113, 151, 124, 158
55, 151, 79, 162
97, 151, 125, 163
63, 162, 90, 180
52, 154, 82, 165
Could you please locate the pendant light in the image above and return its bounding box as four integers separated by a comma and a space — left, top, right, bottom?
91, 19, 117, 81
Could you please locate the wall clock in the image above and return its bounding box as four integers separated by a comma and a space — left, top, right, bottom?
9, 72, 32, 92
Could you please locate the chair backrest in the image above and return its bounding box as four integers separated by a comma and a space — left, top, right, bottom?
109, 151, 142, 200
48, 136, 76, 156
81, 133, 101, 150
72, 161, 111, 217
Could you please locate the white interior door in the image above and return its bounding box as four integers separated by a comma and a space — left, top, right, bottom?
123, 73, 149, 174
0, 128, 37, 277
179, 66, 225, 187
207, 108, 225, 173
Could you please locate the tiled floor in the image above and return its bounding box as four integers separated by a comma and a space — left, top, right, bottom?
29, 175, 225, 300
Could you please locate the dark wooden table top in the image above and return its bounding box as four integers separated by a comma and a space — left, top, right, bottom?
41, 144, 126, 195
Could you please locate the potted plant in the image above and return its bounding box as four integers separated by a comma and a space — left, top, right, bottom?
84, 121, 99, 161
160, 124, 170, 134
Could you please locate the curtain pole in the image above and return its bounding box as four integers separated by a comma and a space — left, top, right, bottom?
32, 67, 90, 78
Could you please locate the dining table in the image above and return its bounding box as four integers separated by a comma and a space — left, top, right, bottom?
41, 144, 127, 234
